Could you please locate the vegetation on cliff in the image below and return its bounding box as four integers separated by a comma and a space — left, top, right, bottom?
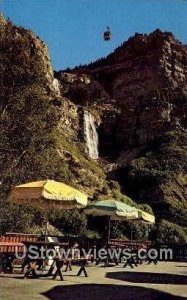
0, 18, 94, 235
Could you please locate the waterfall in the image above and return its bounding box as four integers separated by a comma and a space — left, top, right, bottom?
84, 111, 99, 159
52, 78, 61, 96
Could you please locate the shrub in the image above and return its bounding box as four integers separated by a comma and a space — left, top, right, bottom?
157, 219, 187, 243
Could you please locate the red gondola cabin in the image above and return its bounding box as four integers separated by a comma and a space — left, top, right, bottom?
104, 26, 111, 41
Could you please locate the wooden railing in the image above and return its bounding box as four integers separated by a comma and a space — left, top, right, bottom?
1, 233, 187, 262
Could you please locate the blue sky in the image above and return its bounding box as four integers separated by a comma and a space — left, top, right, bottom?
1, 0, 187, 70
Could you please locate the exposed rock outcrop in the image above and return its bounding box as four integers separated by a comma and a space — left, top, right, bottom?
0, 15, 60, 99
57, 29, 187, 161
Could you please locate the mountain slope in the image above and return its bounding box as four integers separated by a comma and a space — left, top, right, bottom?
0, 16, 186, 241
57, 29, 187, 238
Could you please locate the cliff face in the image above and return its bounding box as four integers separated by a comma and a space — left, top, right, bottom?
98, 30, 187, 158
57, 29, 187, 230
0, 17, 186, 239
57, 30, 187, 159
0, 14, 61, 100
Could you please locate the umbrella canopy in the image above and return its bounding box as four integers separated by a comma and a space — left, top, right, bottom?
85, 199, 139, 245
8, 179, 88, 209
8, 179, 88, 243
84, 199, 139, 221
133, 209, 155, 224
128, 209, 155, 241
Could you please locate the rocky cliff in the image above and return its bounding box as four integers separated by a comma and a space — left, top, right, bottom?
0, 14, 61, 98
57, 29, 187, 235
57, 29, 187, 158
0, 16, 186, 240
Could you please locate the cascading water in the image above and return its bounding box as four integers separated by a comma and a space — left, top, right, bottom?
52, 78, 61, 96
84, 111, 99, 159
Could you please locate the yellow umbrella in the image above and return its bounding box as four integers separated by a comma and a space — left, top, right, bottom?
128, 209, 155, 241
130, 209, 155, 224
137, 210, 155, 224
8, 179, 88, 240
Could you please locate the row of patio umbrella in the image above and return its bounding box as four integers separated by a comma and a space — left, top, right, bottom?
8, 179, 155, 242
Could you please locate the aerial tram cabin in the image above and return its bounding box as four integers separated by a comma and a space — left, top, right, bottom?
103, 26, 111, 41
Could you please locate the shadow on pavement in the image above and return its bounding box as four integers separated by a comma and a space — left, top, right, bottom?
106, 271, 187, 284
42, 284, 186, 300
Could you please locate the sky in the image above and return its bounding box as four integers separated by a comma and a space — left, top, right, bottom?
1, 0, 187, 71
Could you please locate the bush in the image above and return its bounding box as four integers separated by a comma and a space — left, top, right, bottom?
157, 219, 187, 243
118, 130, 187, 198
0, 202, 44, 234
50, 209, 87, 236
